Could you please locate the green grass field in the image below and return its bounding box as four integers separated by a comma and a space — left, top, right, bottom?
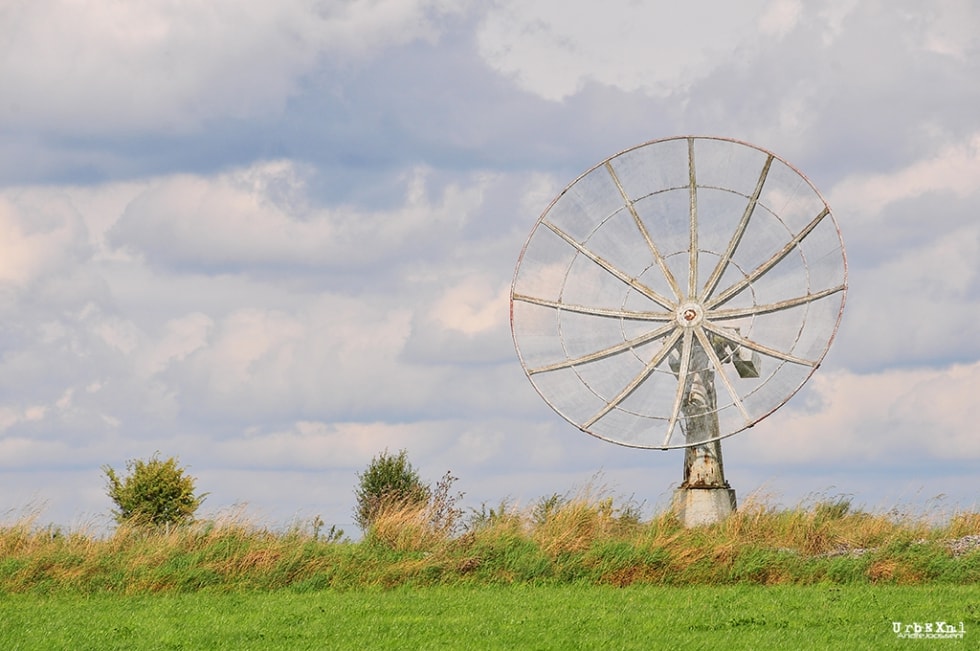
2, 493, 978, 648
1, 584, 976, 650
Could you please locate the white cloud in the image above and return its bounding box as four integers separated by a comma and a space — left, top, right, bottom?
401, 272, 513, 365
758, 0, 803, 38
90, 311, 141, 356
836, 223, 980, 369
140, 313, 214, 376
830, 133, 980, 219
207, 419, 461, 470
822, 134, 980, 369
0, 404, 48, 433
0, 162, 536, 445
0, 194, 86, 287
2, 1, 979, 529
430, 275, 509, 336
0, 0, 467, 133
109, 161, 490, 271
477, 0, 776, 101
815, 0, 860, 45
741, 359, 980, 465
920, 0, 980, 59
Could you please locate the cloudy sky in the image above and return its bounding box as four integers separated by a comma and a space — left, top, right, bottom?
2, 0, 978, 532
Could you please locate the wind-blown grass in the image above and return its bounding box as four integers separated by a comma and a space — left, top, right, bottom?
1, 492, 978, 594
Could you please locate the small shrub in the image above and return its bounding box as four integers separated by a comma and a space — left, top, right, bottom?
103, 454, 206, 527
353, 449, 430, 532
354, 450, 430, 531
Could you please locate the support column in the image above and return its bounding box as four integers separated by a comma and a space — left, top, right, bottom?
672, 439, 736, 527
668, 332, 737, 527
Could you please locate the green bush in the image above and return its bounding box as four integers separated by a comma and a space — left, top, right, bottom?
103, 454, 206, 527
353, 449, 430, 531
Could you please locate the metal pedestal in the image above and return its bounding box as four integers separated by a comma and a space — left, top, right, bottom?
671, 439, 736, 527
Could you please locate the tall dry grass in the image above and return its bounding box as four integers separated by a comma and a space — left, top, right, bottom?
2, 491, 978, 593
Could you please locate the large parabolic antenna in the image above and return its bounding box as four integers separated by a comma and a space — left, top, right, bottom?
510, 136, 846, 523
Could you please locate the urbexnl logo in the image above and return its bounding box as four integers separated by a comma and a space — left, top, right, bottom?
892, 621, 966, 640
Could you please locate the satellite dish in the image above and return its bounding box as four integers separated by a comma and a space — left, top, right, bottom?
510, 136, 846, 524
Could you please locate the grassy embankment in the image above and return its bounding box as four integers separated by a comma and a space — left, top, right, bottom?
2, 491, 979, 593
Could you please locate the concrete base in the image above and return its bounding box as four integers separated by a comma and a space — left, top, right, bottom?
672, 486, 737, 527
